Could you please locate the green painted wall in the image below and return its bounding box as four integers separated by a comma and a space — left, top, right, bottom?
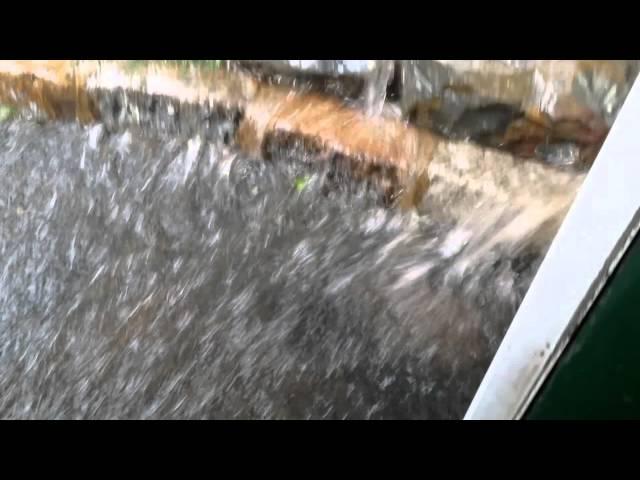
526, 231, 640, 419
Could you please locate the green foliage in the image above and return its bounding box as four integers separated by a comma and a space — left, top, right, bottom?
294, 175, 311, 192
0, 104, 14, 122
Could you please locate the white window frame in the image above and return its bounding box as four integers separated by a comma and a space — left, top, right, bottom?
465, 77, 640, 420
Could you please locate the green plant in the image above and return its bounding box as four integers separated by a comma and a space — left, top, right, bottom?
0, 104, 14, 122
294, 175, 311, 192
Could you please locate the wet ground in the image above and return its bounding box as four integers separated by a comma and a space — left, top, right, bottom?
0, 114, 548, 419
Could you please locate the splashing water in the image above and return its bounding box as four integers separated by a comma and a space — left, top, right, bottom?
364, 61, 395, 117
0, 113, 569, 419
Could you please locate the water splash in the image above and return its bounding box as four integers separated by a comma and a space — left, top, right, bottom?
0, 117, 567, 419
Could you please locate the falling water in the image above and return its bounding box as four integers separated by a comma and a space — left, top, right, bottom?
0, 101, 586, 419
